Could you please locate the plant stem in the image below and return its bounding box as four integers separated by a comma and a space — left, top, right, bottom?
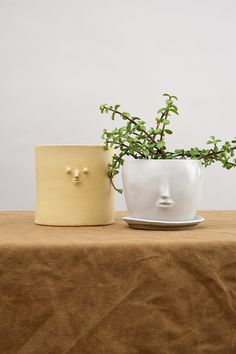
107, 140, 145, 158
153, 111, 165, 140
108, 108, 158, 145
174, 146, 236, 160
159, 109, 170, 142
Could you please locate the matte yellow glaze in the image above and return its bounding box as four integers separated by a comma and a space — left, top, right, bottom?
35, 145, 115, 226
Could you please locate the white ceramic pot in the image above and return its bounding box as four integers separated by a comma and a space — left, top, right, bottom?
122, 159, 203, 221
35, 145, 114, 226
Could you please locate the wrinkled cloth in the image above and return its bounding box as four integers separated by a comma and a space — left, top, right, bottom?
0, 211, 236, 354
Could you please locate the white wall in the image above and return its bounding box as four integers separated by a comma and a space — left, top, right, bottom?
0, 0, 236, 211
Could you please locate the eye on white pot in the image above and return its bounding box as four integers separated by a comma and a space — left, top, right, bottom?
122, 159, 203, 222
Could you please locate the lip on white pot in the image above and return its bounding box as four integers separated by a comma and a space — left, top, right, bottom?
122, 159, 203, 221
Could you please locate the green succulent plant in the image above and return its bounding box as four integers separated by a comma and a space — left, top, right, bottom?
100, 94, 236, 193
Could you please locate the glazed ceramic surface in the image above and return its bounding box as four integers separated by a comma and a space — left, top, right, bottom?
123, 215, 204, 230
35, 145, 114, 226
122, 159, 203, 221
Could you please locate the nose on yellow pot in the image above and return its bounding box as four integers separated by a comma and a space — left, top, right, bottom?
35, 145, 115, 226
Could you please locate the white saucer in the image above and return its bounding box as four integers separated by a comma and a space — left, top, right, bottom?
123, 215, 205, 230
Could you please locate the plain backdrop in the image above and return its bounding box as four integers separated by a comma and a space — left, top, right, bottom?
0, 0, 236, 210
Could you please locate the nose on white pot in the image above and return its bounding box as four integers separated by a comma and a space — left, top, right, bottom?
155, 180, 175, 208
122, 159, 203, 221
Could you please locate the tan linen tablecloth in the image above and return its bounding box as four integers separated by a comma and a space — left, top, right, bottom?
0, 211, 235, 354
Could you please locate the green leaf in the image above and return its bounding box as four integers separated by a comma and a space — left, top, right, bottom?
162, 119, 170, 125
114, 104, 121, 110
156, 141, 165, 148
122, 112, 130, 118
100, 104, 109, 113
169, 108, 179, 115
165, 129, 173, 134
157, 107, 166, 114
116, 188, 123, 194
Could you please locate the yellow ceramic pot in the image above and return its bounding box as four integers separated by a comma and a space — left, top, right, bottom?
35, 145, 114, 226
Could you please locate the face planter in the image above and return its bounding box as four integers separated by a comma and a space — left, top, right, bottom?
35, 145, 114, 226
122, 159, 203, 221
65, 165, 89, 184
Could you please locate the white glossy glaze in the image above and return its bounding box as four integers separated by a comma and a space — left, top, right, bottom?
122, 159, 203, 221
